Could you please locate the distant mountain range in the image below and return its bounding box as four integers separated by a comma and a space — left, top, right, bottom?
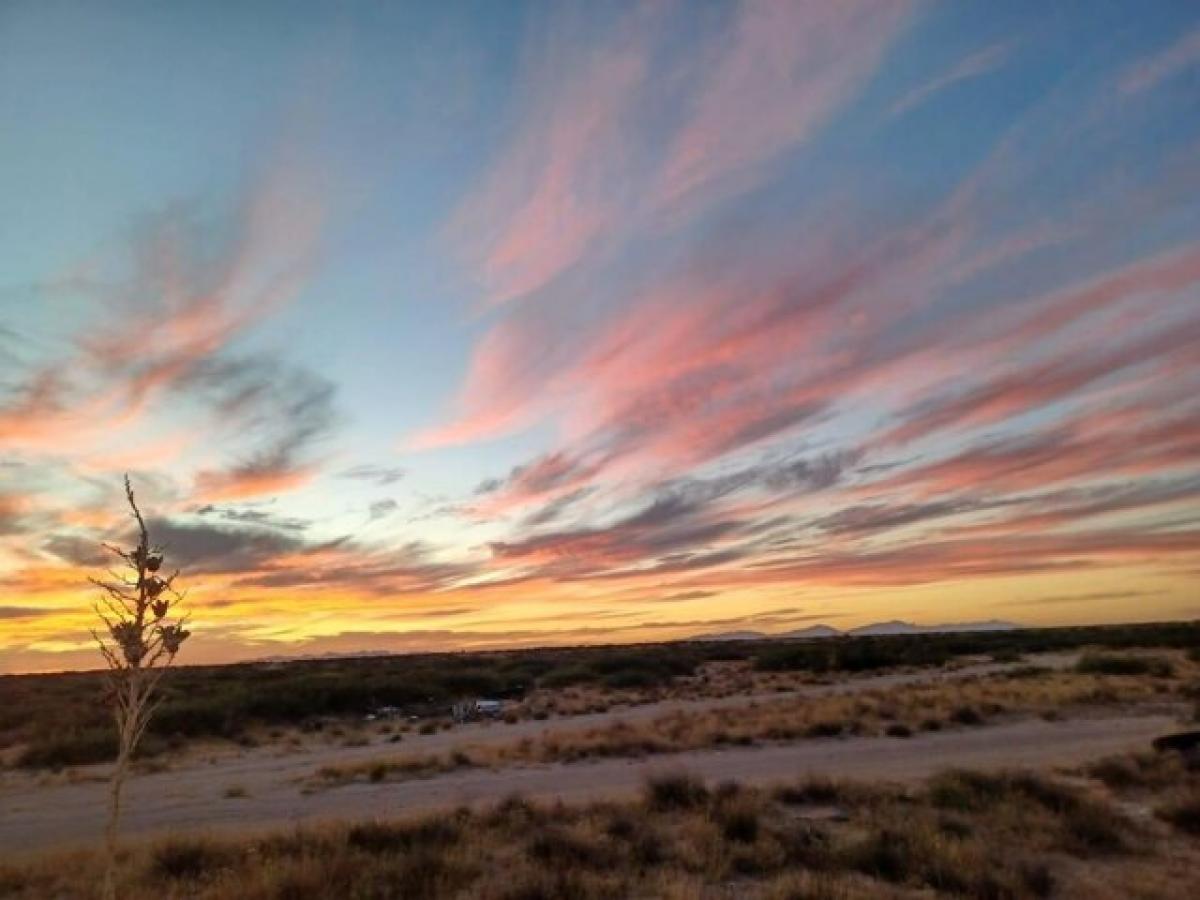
689, 619, 1020, 642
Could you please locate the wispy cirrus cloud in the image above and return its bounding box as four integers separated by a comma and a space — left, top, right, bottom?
658, 0, 913, 209
444, 0, 915, 311
1, 154, 325, 457
420, 55, 1200, 606
888, 41, 1011, 119
1120, 25, 1200, 95
186, 357, 338, 502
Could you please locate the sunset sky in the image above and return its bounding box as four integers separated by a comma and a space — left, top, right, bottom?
2, 0, 1199, 673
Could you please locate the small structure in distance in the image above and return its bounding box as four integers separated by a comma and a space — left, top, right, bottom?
452, 698, 506, 723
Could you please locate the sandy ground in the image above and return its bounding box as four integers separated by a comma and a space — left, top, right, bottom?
8, 651, 1169, 857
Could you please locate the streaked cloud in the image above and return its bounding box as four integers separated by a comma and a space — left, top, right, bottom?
888, 41, 1011, 119
1120, 25, 1200, 95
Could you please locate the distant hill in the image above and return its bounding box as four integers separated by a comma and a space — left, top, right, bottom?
848, 619, 1020, 636
692, 630, 769, 642
688, 619, 1020, 642
778, 624, 841, 639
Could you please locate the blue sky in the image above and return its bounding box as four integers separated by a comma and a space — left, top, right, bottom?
2, 0, 1199, 671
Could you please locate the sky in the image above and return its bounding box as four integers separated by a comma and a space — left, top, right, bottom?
2, 0, 1199, 673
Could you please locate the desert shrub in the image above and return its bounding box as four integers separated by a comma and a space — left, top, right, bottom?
345, 817, 461, 855
1157, 791, 1200, 835
16, 726, 117, 768
775, 777, 843, 806
367, 762, 389, 782
1060, 804, 1131, 853
149, 838, 234, 881
949, 705, 983, 726
927, 770, 1134, 855
885, 723, 912, 738
485, 866, 621, 900
928, 770, 1028, 812
711, 787, 762, 844
842, 827, 914, 883
1076, 653, 1173, 677
527, 826, 613, 869
386, 847, 456, 896
1087, 752, 1184, 790
537, 664, 594, 689
931, 770, 1081, 814
1006, 772, 1084, 815
936, 813, 973, 838
1020, 861, 1056, 898
1006, 664, 1052, 679
805, 720, 846, 738
644, 772, 709, 811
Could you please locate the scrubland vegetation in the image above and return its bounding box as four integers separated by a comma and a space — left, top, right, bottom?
314, 655, 1195, 785
3, 749, 1198, 899
2, 621, 1196, 771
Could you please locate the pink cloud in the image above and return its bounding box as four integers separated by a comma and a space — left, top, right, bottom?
192, 464, 318, 503
449, 0, 914, 309
447, 4, 661, 307
1, 157, 325, 462
658, 0, 913, 209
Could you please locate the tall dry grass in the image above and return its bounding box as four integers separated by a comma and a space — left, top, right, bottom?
2, 750, 1198, 899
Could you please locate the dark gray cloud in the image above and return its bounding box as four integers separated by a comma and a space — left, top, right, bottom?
639, 448, 861, 518
655, 590, 716, 602
369, 499, 400, 520
143, 517, 310, 573
184, 356, 339, 497
476, 450, 607, 498
195, 504, 311, 532
40, 534, 112, 567
519, 487, 595, 529
815, 499, 981, 535
341, 464, 407, 486
484, 446, 862, 583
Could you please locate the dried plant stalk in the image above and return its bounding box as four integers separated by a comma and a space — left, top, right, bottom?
91, 475, 190, 899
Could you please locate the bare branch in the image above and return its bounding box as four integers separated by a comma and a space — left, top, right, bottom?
124, 474, 149, 554
100, 543, 135, 564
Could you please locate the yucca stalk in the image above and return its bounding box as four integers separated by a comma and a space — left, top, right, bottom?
90, 475, 190, 899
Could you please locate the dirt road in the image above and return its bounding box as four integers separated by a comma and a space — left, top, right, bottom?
0, 711, 1174, 855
